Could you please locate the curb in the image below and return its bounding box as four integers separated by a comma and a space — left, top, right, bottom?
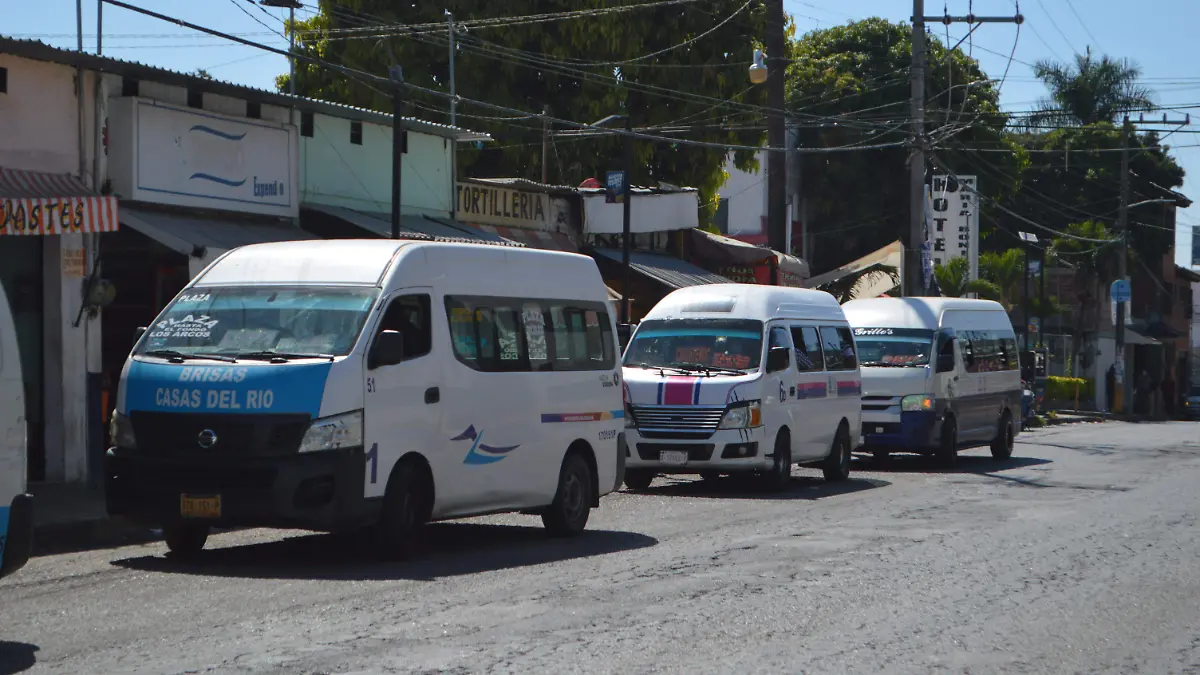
33, 517, 160, 557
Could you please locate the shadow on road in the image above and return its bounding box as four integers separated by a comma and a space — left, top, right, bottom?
852, 453, 1051, 475
629, 475, 888, 500
109, 523, 656, 581
0, 642, 39, 675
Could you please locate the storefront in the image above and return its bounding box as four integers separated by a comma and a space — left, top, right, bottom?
0, 166, 119, 482
99, 96, 313, 408
686, 229, 809, 287
454, 178, 579, 251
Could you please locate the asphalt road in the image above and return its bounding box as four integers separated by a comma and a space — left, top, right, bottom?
3, 421, 1200, 675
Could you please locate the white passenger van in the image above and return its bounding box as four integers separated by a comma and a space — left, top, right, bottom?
621, 284, 862, 491
107, 240, 626, 558
841, 297, 1021, 466
0, 280, 32, 579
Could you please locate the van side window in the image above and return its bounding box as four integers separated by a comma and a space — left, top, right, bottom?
790, 325, 823, 372
818, 326, 856, 371
767, 326, 791, 373
376, 294, 431, 360
446, 295, 614, 372
1001, 337, 1019, 370
960, 331, 976, 371
522, 302, 551, 370
494, 306, 526, 370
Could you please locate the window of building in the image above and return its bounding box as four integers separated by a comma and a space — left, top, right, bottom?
121, 77, 139, 97
0, 67, 8, 94
350, 121, 363, 145
300, 111, 314, 138
187, 88, 203, 109
246, 101, 262, 119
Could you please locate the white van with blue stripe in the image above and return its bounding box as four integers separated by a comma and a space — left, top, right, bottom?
107, 239, 626, 558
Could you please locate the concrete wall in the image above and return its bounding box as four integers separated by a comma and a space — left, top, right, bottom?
716, 151, 767, 237
300, 114, 453, 217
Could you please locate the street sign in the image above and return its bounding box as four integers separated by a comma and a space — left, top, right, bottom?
606, 171, 626, 204
1029, 318, 1040, 333
1110, 278, 1131, 303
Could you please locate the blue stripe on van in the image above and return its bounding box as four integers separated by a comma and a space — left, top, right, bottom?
123, 359, 332, 417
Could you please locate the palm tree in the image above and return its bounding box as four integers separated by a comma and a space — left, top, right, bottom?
1029, 47, 1154, 128
820, 264, 900, 303
979, 248, 1028, 309
933, 256, 1001, 300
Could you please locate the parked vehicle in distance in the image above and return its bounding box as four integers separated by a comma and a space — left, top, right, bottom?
842, 297, 1022, 466
0, 278, 33, 580
621, 284, 862, 491
107, 240, 626, 558
1185, 386, 1200, 420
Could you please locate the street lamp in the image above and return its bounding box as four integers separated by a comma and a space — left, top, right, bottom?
748, 49, 768, 84
1018, 231, 1039, 353
591, 114, 634, 325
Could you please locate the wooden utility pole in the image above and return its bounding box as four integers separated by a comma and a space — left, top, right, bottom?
765, 0, 787, 283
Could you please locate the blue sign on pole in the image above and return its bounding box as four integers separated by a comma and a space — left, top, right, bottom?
606, 171, 626, 204
1110, 278, 1131, 304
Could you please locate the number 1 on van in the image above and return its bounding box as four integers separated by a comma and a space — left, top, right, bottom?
366, 443, 379, 484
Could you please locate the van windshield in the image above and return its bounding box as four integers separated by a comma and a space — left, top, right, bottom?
852, 327, 935, 367
136, 286, 379, 359
624, 319, 764, 373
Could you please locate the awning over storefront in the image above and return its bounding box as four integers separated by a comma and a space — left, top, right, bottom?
0, 167, 119, 235
469, 223, 576, 252
592, 249, 730, 289
1125, 328, 1160, 346
303, 204, 520, 246
687, 229, 810, 285
120, 206, 318, 256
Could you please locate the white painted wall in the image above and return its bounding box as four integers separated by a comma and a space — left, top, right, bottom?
0, 55, 84, 175
716, 151, 767, 236
300, 114, 453, 217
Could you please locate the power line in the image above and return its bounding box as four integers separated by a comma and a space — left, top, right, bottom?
1063, 0, 1103, 52
1032, 0, 1077, 55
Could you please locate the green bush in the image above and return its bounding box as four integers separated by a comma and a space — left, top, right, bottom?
1045, 376, 1094, 403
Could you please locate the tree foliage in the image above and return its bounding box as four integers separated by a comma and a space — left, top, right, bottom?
933, 256, 1001, 300
1028, 48, 1154, 128
284, 0, 781, 220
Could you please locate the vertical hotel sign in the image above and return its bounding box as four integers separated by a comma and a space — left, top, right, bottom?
928, 174, 979, 280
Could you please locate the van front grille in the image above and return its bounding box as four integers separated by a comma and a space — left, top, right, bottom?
630, 405, 724, 436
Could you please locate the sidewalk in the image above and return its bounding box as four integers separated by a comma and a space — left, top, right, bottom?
29, 482, 158, 555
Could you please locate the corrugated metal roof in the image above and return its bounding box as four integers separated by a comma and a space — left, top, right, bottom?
591, 249, 729, 289
464, 177, 579, 195
303, 205, 524, 247
121, 206, 319, 256
0, 36, 490, 142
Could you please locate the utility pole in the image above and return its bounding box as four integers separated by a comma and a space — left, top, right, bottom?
908, 5, 1022, 296
446, 10, 456, 126
541, 105, 549, 185
621, 112, 634, 325
765, 0, 786, 283
390, 66, 404, 240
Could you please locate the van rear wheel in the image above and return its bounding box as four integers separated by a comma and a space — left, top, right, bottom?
991, 411, 1015, 460
163, 522, 208, 558
543, 452, 594, 536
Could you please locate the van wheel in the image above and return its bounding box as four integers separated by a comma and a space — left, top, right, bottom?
761, 432, 792, 492
163, 523, 208, 558
936, 416, 958, 468
543, 452, 594, 536
821, 426, 852, 482
991, 411, 1015, 460
374, 460, 426, 560
623, 469, 655, 491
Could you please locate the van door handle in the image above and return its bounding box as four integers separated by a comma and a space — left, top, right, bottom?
424, 387, 440, 404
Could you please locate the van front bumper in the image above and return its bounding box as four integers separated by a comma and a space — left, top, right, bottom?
105, 446, 378, 533
625, 427, 772, 473
860, 410, 942, 452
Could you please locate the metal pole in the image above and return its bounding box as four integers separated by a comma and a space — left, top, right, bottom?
447, 11, 456, 127
1038, 245, 1046, 349
907, 0, 926, 297
1115, 117, 1130, 415
390, 67, 404, 240
621, 113, 633, 324
1022, 244, 1031, 351
97, 0, 103, 54
541, 105, 549, 185
765, 0, 786, 282
76, 0, 87, 181
288, 5, 295, 97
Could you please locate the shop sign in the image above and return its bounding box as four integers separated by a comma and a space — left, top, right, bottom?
456, 182, 569, 230
928, 174, 979, 279
110, 98, 297, 218
718, 261, 805, 287
62, 247, 87, 278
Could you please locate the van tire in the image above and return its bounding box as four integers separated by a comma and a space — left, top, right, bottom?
991, 411, 1015, 460
821, 425, 852, 482
623, 469, 655, 491
163, 523, 208, 557
936, 415, 958, 468
375, 460, 426, 560
543, 452, 594, 536
762, 431, 792, 492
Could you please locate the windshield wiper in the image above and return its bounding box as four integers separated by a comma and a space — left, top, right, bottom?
862, 361, 925, 368
234, 350, 335, 362
678, 363, 748, 376
142, 349, 238, 363
623, 362, 693, 375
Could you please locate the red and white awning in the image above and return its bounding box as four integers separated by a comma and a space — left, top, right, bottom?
469, 223, 577, 252
0, 167, 119, 235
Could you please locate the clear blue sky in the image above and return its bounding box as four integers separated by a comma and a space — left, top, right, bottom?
7, 0, 1200, 267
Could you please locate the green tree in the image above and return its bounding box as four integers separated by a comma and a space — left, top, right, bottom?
933, 256, 1001, 300
978, 248, 1026, 308
283, 0, 779, 220
786, 19, 1025, 274
1028, 48, 1154, 128
1047, 220, 1122, 374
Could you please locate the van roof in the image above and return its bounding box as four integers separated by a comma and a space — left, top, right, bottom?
841, 297, 1007, 330
192, 239, 596, 288
642, 284, 846, 322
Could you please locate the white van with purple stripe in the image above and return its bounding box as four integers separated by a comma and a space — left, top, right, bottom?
108, 240, 625, 558
621, 284, 862, 491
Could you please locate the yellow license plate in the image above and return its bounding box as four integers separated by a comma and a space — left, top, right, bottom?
180, 494, 221, 519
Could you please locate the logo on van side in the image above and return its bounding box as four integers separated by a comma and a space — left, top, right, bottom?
451, 425, 521, 465
853, 328, 894, 336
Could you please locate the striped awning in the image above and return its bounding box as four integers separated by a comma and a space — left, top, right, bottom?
0, 167, 119, 235
469, 223, 577, 252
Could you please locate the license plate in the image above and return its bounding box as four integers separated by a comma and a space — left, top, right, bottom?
659, 450, 689, 465
180, 494, 221, 519
876, 426, 885, 434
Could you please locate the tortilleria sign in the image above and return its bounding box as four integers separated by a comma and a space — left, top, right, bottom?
456, 182, 551, 229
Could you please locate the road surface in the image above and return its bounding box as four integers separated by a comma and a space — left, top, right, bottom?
3, 421, 1200, 674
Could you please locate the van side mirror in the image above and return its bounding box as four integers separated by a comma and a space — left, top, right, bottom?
369, 330, 405, 369
766, 346, 791, 373
936, 352, 955, 373
134, 326, 147, 344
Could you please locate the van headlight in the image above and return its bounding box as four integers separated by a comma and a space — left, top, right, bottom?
901, 394, 935, 412
298, 410, 364, 453
719, 400, 762, 429
110, 410, 136, 449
